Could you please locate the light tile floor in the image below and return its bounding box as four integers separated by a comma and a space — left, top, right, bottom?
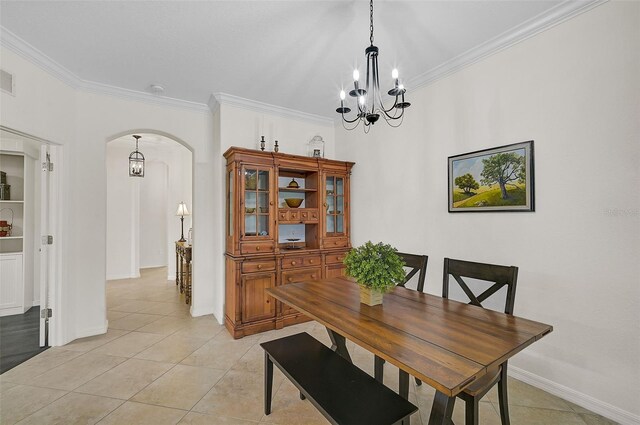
0, 267, 617, 424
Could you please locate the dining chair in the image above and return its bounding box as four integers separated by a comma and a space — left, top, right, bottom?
395, 252, 429, 292
374, 252, 428, 395
443, 257, 519, 425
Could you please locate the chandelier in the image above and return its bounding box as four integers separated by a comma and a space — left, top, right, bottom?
336, 0, 410, 131
129, 135, 145, 177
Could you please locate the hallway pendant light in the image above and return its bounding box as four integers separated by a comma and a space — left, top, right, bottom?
336, 0, 410, 132
129, 135, 145, 177
176, 201, 190, 242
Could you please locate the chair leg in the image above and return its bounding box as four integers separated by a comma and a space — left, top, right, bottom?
374, 355, 385, 383
497, 365, 511, 425
415, 377, 422, 386
465, 398, 479, 425
264, 352, 273, 415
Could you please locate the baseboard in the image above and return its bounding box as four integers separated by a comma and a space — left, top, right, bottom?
0, 306, 24, 317
106, 273, 139, 280
190, 305, 216, 320
509, 366, 640, 425
74, 322, 108, 340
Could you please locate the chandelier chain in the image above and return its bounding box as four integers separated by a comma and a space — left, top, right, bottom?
369, 0, 374, 45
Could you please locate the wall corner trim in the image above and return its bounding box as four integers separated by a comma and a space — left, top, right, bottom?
407, 0, 608, 90
212, 92, 334, 126
509, 365, 640, 425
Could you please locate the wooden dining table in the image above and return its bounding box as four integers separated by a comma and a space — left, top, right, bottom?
267, 276, 553, 425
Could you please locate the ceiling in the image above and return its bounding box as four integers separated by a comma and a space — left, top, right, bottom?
0, 0, 569, 118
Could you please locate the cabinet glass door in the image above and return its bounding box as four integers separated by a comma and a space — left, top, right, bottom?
244, 167, 271, 237
325, 175, 345, 236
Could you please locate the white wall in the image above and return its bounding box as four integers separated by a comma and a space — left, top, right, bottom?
1, 44, 215, 343
336, 2, 639, 422
140, 161, 168, 269
106, 140, 192, 280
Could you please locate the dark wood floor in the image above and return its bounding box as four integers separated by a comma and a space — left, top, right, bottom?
0, 306, 48, 374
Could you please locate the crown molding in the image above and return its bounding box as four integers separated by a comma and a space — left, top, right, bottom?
212, 93, 334, 126
77, 79, 210, 113
407, 0, 607, 90
1, 26, 80, 89
0, 26, 209, 113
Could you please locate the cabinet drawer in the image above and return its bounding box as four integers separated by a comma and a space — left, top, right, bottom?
241, 259, 276, 273
299, 209, 319, 222
278, 208, 319, 224
240, 241, 275, 255
281, 267, 322, 284
325, 238, 349, 249
325, 252, 348, 265
282, 255, 322, 269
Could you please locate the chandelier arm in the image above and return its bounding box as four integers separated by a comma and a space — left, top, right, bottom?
382, 105, 405, 124
342, 119, 362, 131
341, 112, 361, 124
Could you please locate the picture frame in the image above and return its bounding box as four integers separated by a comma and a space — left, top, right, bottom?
448, 141, 535, 212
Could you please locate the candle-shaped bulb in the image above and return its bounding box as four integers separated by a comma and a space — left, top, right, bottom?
353, 69, 360, 82
340, 90, 346, 101
392, 68, 399, 79
359, 96, 365, 106
399, 84, 405, 91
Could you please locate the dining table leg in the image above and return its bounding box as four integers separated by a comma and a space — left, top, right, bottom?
427, 391, 456, 425
326, 328, 352, 363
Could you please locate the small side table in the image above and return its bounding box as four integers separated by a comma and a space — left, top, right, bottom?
175, 241, 192, 305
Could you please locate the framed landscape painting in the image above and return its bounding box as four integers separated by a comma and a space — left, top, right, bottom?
448, 141, 535, 212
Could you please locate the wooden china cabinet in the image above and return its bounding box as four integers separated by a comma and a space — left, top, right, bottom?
224, 147, 354, 338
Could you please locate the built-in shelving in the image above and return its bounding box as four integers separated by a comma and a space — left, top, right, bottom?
1, 149, 36, 317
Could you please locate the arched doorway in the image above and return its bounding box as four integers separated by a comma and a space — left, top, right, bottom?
105, 132, 194, 310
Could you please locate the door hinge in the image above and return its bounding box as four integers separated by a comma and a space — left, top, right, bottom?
42, 235, 53, 245
42, 153, 53, 171
41, 308, 52, 319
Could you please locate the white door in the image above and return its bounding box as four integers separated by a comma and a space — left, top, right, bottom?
39, 144, 56, 346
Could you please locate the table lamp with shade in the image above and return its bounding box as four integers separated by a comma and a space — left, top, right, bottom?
176, 202, 190, 242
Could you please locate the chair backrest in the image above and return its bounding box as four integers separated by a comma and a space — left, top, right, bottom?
396, 252, 429, 292
442, 258, 518, 314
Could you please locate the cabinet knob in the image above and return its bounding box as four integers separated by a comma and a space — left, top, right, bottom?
270, 201, 274, 205
309, 260, 314, 264
311, 275, 316, 279
338, 257, 343, 261
256, 246, 261, 251
266, 299, 269, 303
323, 203, 328, 207
257, 264, 262, 269
291, 261, 297, 265
288, 278, 293, 282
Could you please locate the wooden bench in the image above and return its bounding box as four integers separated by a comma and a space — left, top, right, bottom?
261, 332, 418, 425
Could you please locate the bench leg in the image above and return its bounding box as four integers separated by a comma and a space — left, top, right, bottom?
374, 355, 385, 383
326, 328, 352, 363
427, 391, 455, 425
399, 370, 409, 400
264, 352, 273, 415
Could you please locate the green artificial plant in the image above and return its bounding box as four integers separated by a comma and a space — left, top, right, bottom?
343, 241, 406, 292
